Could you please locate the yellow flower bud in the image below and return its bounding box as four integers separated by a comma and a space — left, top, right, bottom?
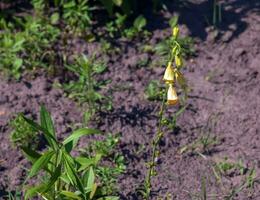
173, 27, 179, 38
167, 84, 178, 105
163, 62, 175, 83
175, 55, 182, 67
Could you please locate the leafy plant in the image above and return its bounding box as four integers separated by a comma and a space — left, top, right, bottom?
124, 15, 148, 39
62, 0, 92, 34
145, 80, 164, 101
10, 114, 38, 148
81, 134, 125, 194
0, 14, 60, 78
63, 54, 112, 124
21, 105, 119, 200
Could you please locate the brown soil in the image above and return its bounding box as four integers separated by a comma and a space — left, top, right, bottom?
0, 0, 260, 199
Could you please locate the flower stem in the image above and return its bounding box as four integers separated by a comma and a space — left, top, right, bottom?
144, 91, 167, 200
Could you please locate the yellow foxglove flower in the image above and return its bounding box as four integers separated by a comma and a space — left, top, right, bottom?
173, 27, 179, 38
167, 84, 178, 105
175, 55, 183, 67
163, 62, 175, 83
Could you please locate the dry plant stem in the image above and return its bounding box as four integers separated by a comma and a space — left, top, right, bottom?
145, 92, 167, 199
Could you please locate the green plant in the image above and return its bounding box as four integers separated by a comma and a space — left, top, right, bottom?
145, 80, 164, 101
80, 134, 125, 194
105, 13, 127, 38
212, 0, 222, 27
0, 13, 60, 78
63, 54, 112, 124
143, 25, 188, 199
124, 15, 148, 39
20, 105, 119, 200
62, 0, 92, 34
10, 114, 38, 148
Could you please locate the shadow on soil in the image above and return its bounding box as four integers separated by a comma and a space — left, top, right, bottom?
146, 0, 260, 42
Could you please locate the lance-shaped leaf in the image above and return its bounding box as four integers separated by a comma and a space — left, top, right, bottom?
27, 150, 54, 179
23, 116, 58, 148
40, 105, 57, 148
63, 128, 102, 153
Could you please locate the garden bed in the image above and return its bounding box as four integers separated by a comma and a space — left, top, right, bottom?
0, 0, 260, 199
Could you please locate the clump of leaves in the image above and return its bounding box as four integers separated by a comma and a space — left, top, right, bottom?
0, 14, 60, 79
10, 114, 38, 148
61, 0, 92, 34
124, 15, 148, 39
81, 134, 126, 194
63, 54, 112, 124
144, 80, 164, 101
21, 105, 119, 200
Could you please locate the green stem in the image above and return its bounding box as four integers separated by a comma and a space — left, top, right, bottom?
145, 91, 167, 199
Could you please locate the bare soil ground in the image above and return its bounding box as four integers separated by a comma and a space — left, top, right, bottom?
0, 0, 260, 199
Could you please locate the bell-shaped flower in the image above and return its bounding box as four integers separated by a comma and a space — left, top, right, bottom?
163, 62, 175, 84
167, 84, 179, 105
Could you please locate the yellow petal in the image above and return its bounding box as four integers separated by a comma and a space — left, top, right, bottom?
167, 84, 179, 105
163, 62, 174, 83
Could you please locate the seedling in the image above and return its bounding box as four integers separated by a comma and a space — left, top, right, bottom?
63, 54, 112, 125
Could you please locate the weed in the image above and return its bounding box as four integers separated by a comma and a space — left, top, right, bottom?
63, 54, 112, 125
81, 134, 125, 194
10, 114, 38, 149
62, 0, 92, 35
0, 13, 60, 78
19, 105, 119, 200
145, 80, 165, 101
124, 15, 149, 39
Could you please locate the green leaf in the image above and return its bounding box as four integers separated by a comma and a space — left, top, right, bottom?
63, 128, 102, 152
76, 154, 102, 171
40, 105, 56, 137
112, 0, 122, 6
86, 167, 95, 191
169, 15, 179, 28
23, 116, 58, 148
97, 197, 119, 200
60, 191, 81, 200
13, 58, 23, 70
43, 164, 62, 192
27, 150, 54, 179
50, 12, 60, 24
24, 184, 45, 200
21, 146, 41, 163
89, 183, 97, 199
133, 15, 147, 32
63, 153, 86, 199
